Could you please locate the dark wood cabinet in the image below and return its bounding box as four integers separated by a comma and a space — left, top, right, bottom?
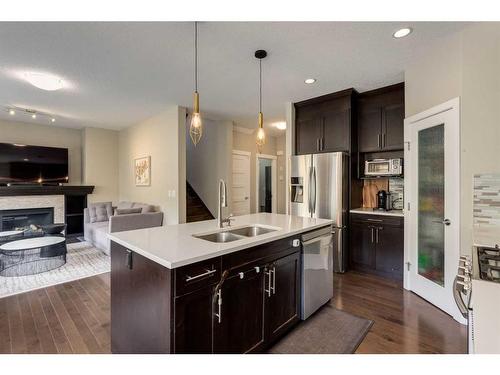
349, 214, 403, 280
174, 286, 214, 354
350, 221, 375, 269
322, 109, 350, 152
296, 117, 322, 154
357, 83, 404, 153
265, 252, 301, 342
111, 229, 311, 354
213, 268, 266, 354
294, 88, 357, 155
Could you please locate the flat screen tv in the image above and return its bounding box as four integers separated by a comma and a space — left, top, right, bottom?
0, 143, 69, 184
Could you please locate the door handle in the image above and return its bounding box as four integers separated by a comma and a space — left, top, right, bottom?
432, 219, 451, 226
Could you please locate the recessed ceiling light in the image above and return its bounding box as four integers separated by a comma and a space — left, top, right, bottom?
13, 144, 26, 147
274, 122, 286, 130
23, 158, 29, 162
305, 78, 316, 84
23, 72, 64, 91
31, 113, 37, 119
9, 109, 15, 115
51, 118, 56, 123
393, 27, 412, 38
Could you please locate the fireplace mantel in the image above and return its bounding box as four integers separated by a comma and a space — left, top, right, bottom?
0, 185, 94, 197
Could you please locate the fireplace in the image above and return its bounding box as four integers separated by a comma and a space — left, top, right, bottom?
0, 207, 54, 232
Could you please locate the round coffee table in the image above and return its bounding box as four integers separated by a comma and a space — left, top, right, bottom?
0, 236, 67, 277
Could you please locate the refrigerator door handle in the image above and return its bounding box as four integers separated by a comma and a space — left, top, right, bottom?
311, 166, 317, 215
307, 166, 313, 214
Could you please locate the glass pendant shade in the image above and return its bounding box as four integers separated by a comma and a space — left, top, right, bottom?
189, 91, 202, 146
256, 112, 266, 148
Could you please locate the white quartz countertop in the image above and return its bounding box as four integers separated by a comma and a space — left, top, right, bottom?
350, 207, 404, 217
108, 213, 333, 269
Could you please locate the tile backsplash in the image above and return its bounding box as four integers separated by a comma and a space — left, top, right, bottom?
473, 174, 500, 227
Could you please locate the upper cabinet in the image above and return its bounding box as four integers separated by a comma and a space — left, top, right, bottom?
357, 83, 404, 152
294, 88, 357, 155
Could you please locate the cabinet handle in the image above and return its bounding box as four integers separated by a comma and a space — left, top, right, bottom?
272, 266, 276, 295
376, 227, 383, 243
214, 289, 222, 323
316, 138, 321, 151
366, 218, 383, 223
383, 133, 386, 148
185, 268, 216, 282
265, 268, 273, 297
375, 228, 379, 243
370, 227, 374, 243
126, 250, 133, 270
321, 138, 324, 151
377, 134, 381, 148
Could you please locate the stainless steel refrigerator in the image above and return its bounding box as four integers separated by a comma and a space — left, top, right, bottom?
290, 152, 348, 273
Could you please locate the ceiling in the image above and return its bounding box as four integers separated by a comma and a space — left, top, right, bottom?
0, 22, 469, 134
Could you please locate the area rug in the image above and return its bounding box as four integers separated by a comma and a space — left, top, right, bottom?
0, 241, 110, 298
268, 305, 373, 354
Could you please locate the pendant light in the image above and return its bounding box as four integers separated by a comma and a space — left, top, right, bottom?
189, 22, 202, 146
255, 49, 267, 149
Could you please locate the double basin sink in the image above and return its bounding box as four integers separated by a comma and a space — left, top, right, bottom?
193, 225, 279, 243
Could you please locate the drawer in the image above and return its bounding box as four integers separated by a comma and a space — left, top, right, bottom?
350, 213, 403, 227
174, 257, 221, 296
221, 235, 301, 273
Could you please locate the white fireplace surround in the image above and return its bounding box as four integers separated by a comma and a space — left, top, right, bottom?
0, 195, 64, 224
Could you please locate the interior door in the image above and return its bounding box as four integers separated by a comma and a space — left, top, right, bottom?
405, 98, 463, 322
232, 151, 250, 216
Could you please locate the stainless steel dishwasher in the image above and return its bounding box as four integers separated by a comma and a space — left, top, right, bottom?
300, 225, 334, 320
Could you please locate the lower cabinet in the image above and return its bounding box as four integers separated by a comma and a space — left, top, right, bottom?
111, 231, 308, 354
349, 214, 403, 280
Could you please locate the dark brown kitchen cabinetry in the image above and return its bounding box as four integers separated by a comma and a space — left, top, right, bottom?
294, 88, 357, 155
357, 83, 404, 152
265, 252, 301, 342
350, 213, 403, 280
110, 229, 311, 354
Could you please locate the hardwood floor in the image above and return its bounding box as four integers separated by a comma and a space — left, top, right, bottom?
0, 271, 466, 354
0, 273, 110, 354
333, 271, 467, 354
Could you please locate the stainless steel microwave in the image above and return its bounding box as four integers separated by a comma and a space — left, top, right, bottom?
364, 158, 403, 176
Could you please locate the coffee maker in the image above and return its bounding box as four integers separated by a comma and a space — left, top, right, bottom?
376, 190, 392, 211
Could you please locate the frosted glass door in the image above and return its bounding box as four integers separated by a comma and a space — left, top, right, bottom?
417, 124, 445, 286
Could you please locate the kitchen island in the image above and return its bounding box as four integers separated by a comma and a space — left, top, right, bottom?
108, 213, 333, 354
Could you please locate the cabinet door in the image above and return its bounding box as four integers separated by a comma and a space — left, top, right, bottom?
174, 287, 214, 353
375, 225, 404, 279
358, 108, 382, 152
213, 270, 266, 353
265, 252, 300, 343
321, 109, 350, 152
382, 103, 404, 150
350, 222, 375, 269
296, 117, 321, 155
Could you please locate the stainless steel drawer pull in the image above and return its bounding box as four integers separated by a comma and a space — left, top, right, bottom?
265, 269, 272, 297
272, 267, 276, 295
214, 289, 222, 323
185, 268, 216, 282
366, 218, 383, 222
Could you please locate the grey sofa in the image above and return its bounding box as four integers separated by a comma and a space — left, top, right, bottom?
84, 201, 163, 255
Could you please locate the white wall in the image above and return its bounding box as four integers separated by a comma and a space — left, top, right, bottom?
186, 117, 233, 216
118, 106, 186, 224
405, 23, 500, 255
0, 119, 82, 184
82, 127, 119, 204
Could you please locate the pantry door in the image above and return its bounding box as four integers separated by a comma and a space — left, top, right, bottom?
404, 98, 464, 323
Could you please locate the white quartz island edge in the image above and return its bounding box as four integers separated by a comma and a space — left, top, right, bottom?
108, 213, 333, 269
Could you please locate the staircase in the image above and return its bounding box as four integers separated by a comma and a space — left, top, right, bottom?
186, 182, 214, 223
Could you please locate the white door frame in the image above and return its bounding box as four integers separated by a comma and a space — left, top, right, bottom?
255, 154, 277, 213
404, 97, 464, 323
232, 150, 251, 216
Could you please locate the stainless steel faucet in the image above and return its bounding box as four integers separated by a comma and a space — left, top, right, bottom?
218, 179, 233, 228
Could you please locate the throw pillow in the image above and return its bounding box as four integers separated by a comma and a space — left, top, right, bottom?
88, 202, 113, 223
116, 208, 143, 215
